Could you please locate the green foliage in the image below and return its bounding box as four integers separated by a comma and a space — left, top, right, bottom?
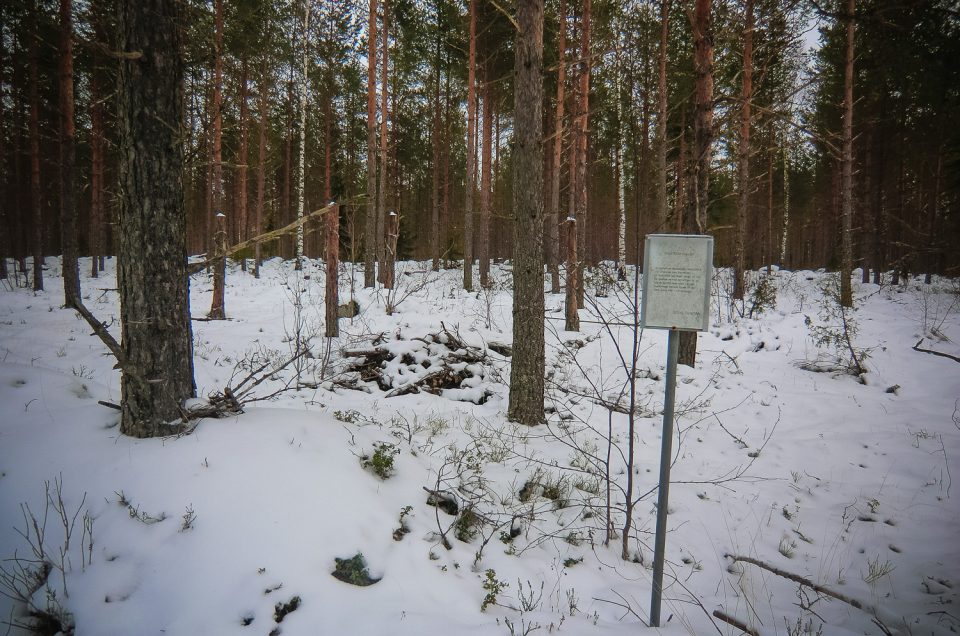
331, 553, 379, 586
747, 273, 778, 318
454, 506, 481, 543
361, 442, 399, 479
802, 275, 869, 375
480, 569, 508, 611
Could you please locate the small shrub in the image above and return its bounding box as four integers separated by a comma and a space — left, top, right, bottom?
273, 595, 301, 622
393, 505, 413, 541
747, 273, 778, 317
179, 504, 196, 532
455, 506, 482, 543
331, 553, 379, 586
481, 569, 507, 611
361, 442, 399, 479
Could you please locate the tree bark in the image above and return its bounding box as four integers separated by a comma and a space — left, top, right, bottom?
117, 0, 195, 437
89, 62, 105, 278
294, 0, 310, 270
733, 0, 753, 301
59, 0, 79, 307
209, 0, 226, 313
575, 0, 590, 302
548, 0, 566, 294
237, 59, 250, 269
29, 1, 43, 292
839, 0, 855, 307
430, 13, 441, 271
508, 0, 545, 426
479, 77, 492, 288
325, 202, 340, 337
681, 0, 713, 367
378, 0, 390, 286
656, 0, 669, 229
365, 0, 378, 287
208, 213, 226, 318
463, 0, 477, 291
254, 55, 268, 278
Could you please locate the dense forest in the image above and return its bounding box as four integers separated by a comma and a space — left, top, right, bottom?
0, 0, 958, 287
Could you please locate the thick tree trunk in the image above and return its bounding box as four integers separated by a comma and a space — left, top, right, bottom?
208, 213, 226, 318
0, 6, 7, 282
681, 0, 713, 367
90, 68, 104, 278
237, 59, 249, 269
508, 0, 545, 427
379, 0, 391, 288
325, 201, 340, 337
548, 0, 566, 294
294, 0, 309, 270
209, 0, 226, 313
839, 0, 855, 307
575, 0, 590, 302
463, 0, 477, 291
656, 0, 669, 228
254, 56, 268, 278
59, 0, 79, 307
479, 78, 492, 288
29, 2, 43, 292
565, 217, 579, 331
430, 20, 441, 271
117, 0, 195, 437
615, 36, 626, 279
733, 0, 753, 301
365, 0, 378, 287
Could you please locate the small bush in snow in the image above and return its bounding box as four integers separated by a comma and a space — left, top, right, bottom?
480, 569, 507, 611
361, 442, 399, 479
331, 553, 379, 586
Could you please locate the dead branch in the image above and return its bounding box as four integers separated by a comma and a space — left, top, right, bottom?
912, 338, 960, 363
187, 200, 348, 274
712, 610, 759, 636
726, 554, 875, 614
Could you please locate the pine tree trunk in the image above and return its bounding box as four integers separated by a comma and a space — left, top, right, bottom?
379, 0, 391, 287
59, 0, 79, 307
615, 34, 626, 279
294, 0, 309, 270
656, 0, 669, 229
117, 0, 195, 437
479, 78, 492, 288
681, 0, 713, 367
254, 55, 268, 278
325, 200, 340, 337
365, 0, 378, 287
508, 0, 545, 427
733, 0, 753, 301
463, 0, 477, 291
565, 217, 579, 331
548, 0, 565, 294
29, 2, 43, 292
575, 0, 590, 301
0, 5, 7, 282
430, 19, 441, 271
90, 67, 104, 278
237, 59, 249, 270
209, 0, 226, 313
839, 0, 855, 307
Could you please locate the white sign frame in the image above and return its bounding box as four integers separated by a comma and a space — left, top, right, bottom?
641, 234, 713, 332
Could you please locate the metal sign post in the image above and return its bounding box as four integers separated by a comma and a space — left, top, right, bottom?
640, 234, 713, 628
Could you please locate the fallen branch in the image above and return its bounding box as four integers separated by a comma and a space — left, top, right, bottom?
187, 199, 350, 274
912, 338, 960, 364
725, 554, 874, 614
712, 610, 759, 636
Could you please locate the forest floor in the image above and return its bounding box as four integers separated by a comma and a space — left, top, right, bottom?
1, 257, 958, 636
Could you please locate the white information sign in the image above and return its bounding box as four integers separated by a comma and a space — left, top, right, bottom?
641, 234, 713, 331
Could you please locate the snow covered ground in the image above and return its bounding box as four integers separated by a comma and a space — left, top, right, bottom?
1, 257, 957, 636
